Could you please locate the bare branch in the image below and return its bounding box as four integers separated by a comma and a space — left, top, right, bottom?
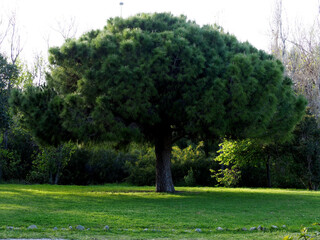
7, 11, 23, 65
270, 0, 320, 122
0, 16, 10, 48
270, 0, 289, 69
51, 16, 78, 40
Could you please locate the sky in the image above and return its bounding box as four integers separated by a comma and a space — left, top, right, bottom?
0, 0, 319, 64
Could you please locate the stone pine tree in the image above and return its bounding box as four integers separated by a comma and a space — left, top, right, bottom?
11, 13, 306, 192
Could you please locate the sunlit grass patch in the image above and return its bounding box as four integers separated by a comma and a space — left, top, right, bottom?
0, 184, 319, 239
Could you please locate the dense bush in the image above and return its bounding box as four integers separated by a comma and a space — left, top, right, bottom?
29, 144, 136, 185
86, 148, 135, 184
0, 128, 37, 182
58, 147, 91, 185
213, 111, 320, 190
171, 142, 218, 186
2, 112, 320, 190
125, 142, 219, 186
0, 148, 21, 181
27, 142, 76, 184
125, 144, 156, 186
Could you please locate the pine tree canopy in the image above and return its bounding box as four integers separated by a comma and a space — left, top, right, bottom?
11, 13, 306, 192
33, 13, 305, 144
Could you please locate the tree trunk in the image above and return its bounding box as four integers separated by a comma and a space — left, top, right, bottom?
3, 129, 8, 149
49, 171, 53, 184
306, 155, 313, 190
0, 161, 2, 183
155, 127, 175, 193
54, 161, 61, 185
54, 172, 60, 185
266, 156, 272, 188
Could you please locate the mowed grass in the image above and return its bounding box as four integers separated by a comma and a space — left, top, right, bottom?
0, 184, 319, 239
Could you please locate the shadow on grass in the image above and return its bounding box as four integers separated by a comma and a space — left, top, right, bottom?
0, 184, 319, 234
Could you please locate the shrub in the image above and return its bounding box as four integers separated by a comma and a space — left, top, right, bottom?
27, 142, 76, 184
171, 142, 217, 186
0, 128, 38, 182
87, 149, 134, 184
184, 168, 196, 186
125, 144, 155, 186
124, 142, 217, 186
0, 148, 21, 182
58, 147, 91, 185
59, 144, 135, 185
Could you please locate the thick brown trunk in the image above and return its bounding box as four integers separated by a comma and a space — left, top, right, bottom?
155, 127, 175, 193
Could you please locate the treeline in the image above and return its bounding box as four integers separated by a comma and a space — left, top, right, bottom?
1, 110, 319, 190
214, 111, 320, 190
0, 128, 216, 186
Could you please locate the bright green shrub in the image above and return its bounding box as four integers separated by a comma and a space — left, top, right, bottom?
171, 142, 217, 186
28, 142, 76, 184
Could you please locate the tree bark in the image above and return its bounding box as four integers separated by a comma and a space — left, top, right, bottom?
307, 155, 313, 190
54, 172, 60, 185
0, 161, 2, 183
266, 156, 272, 188
49, 172, 53, 184
3, 129, 8, 149
54, 160, 61, 185
154, 126, 175, 193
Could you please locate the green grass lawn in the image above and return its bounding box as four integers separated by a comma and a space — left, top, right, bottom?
0, 184, 319, 239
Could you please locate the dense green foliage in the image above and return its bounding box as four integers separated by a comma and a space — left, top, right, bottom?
125, 142, 217, 186
42, 13, 306, 143
29, 142, 76, 184
2, 126, 319, 190
0, 184, 320, 240
0, 54, 17, 132
10, 86, 72, 146
213, 111, 320, 190
25, 142, 216, 186
281, 112, 320, 190
10, 13, 306, 192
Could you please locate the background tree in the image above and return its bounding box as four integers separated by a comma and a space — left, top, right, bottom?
213, 110, 320, 190
270, 0, 320, 122
0, 10, 24, 151
12, 13, 306, 192
289, 111, 320, 190
0, 54, 18, 136
0, 53, 18, 181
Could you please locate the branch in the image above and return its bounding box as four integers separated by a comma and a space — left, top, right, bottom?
51, 16, 78, 40
0, 17, 10, 48
8, 11, 23, 65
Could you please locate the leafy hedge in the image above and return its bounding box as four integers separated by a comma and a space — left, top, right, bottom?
1, 113, 320, 189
